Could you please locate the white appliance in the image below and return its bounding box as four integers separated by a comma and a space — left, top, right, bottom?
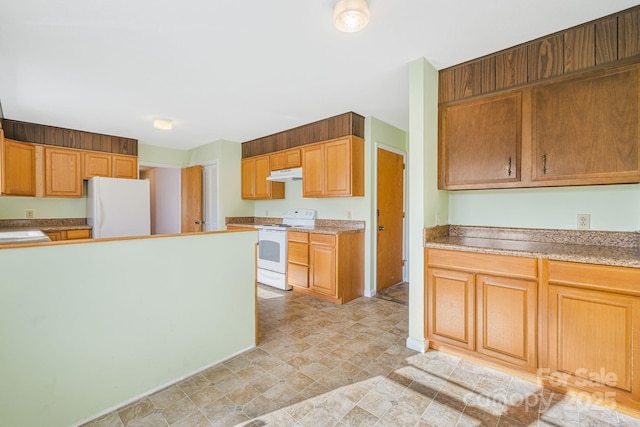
266, 167, 303, 182
256, 208, 316, 290
87, 177, 151, 238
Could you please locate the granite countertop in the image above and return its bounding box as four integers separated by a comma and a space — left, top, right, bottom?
424, 225, 640, 268
0, 219, 92, 232
225, 217, 365, 235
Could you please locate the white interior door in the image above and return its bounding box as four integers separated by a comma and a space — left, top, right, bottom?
203, 163, 219, 231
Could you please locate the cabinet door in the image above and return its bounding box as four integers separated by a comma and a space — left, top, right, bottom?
44, 231, 61, 241
548, 285, 640, 396
254, 155, 271, 199
2, 139, 36, 196
83, 152, 112, 179
65, 229, 91, 240
476, 274, 537, 369
284, 149, 301, 168
325, 138, 352, 196
45, 147, 82, 197
302, 144, 325, 197
440, 92, 521, 189
241, 158, 255, 199
309, 234, 337, 297
532, 64, 640, 184
426, 267, 475, 351
112, 155, 138, 179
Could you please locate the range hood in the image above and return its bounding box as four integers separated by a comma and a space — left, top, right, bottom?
266, 167, 303, 182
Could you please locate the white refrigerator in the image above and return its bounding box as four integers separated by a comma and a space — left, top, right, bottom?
87, 177, 151, 238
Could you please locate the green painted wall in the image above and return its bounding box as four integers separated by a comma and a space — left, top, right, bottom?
0, 231, 257, 427
449, 184, 640, 231
138, 143, 190, 167
0, 195, 87, 219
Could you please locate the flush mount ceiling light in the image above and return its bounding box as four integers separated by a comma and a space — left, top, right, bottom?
334, 0, 370, 33
153, 119, 172, 130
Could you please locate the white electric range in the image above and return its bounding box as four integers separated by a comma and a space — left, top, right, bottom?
256, 209, 316, 290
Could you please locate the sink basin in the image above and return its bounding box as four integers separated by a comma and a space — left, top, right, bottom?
0, 229, 51, 244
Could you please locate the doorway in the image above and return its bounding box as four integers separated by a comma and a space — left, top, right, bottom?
376, 146, 405, 293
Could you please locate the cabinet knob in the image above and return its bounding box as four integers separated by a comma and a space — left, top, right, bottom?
378, 226, 385, 231
542, 154, 547, 174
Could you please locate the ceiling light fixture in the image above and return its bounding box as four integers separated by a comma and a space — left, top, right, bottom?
153, 119, 172, 130
334, 0, 369, 33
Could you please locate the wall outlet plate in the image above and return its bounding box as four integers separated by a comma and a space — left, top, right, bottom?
25, 209, 35, 219
577, 213, 590, 230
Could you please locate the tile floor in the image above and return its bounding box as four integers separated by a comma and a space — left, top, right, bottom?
375, 282, 409, 306
84, 285, 640, 427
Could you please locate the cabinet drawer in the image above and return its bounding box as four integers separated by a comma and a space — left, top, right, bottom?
288, 241, 309, 264
548, 261, 640, 297
288, 231, 309, 243
427, 249, 537, 280
288, 263, 309, 288
310, 233, 336, 246
65, 229, 91, 240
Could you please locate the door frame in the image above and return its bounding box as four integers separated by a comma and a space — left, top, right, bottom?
373, 143, 408, 294
202, 161, 220, 231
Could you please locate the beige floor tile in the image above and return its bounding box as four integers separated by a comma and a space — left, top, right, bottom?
160, 396, 200, 425
149, 385, 187, 410
117, 398, 155, 427
81, 412, 124, 427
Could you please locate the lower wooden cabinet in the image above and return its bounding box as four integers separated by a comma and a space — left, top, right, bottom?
287, 231, 309, 289
309, 234, 337, 296
476, 274, 537, 368
425, 249, 538, 370
425, 248, 640, 408
288, 231, 364, 304
546, 260, 640, 403
44, 229, 92, 241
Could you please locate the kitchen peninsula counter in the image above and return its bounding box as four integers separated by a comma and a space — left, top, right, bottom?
425, 225, 640, 268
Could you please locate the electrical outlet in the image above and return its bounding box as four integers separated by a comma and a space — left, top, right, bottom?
265, 209, 269, 217
577, 213, 590, 230
347, 210, 352, 219
435, 212, 440, 225
25, 209, 35, 219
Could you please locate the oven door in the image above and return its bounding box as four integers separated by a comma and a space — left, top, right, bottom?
257, 228, 287, 274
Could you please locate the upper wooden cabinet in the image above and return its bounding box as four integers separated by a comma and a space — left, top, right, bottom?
83, 152, 112, 179
112, 155, 138, 179
270, 149, 301, 171
241, 155, 284, 200
1, 137, 37, 196
45, 147, 83, 197
302, 136, 364, 198
531, 65, 640, 185
84, 152, 138, 180
439, 92, 521, 188
439, 62, 640, 189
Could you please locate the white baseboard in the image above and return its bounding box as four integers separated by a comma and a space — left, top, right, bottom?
364, 289, 376, 298
406, 337, 429, 353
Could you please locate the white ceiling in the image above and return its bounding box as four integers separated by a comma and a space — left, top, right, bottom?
1, 0, 637, 150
